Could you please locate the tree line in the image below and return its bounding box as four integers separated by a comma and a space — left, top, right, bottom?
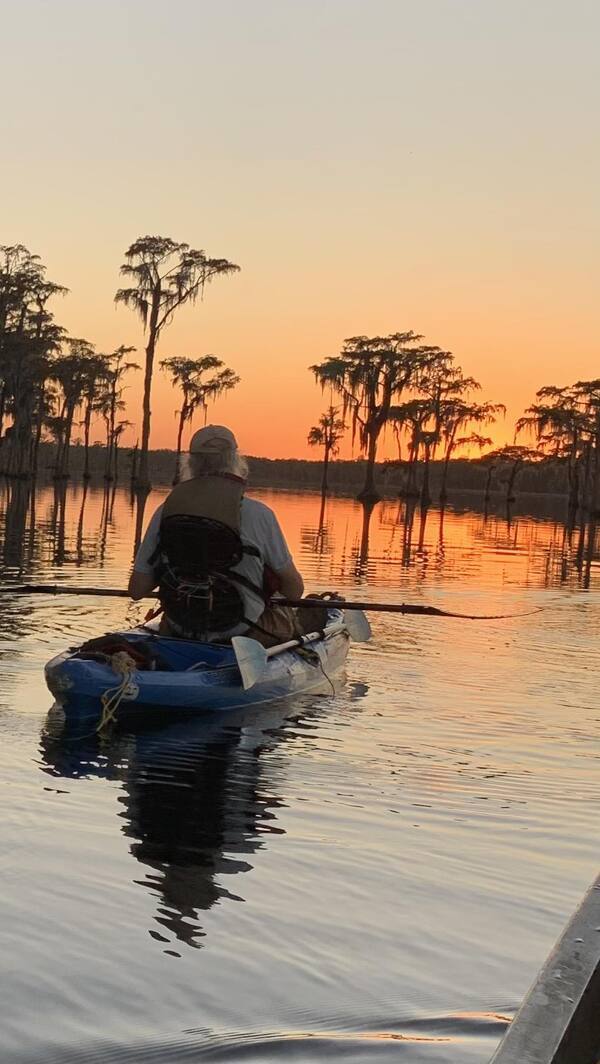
0, 240, 240, 487
307, 337, 600, 518
1, 237, 597, 517
307, 335, 504, 506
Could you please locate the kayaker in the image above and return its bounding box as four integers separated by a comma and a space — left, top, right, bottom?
128, 425, 305, 645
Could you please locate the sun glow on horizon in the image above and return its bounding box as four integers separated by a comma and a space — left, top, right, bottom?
1, 0, 598, 461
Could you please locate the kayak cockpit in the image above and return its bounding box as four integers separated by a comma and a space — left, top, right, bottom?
69, 628, 237, 672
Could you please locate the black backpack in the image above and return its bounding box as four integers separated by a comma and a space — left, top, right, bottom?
153, 514, 264, 638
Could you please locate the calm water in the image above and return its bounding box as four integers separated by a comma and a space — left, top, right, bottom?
1, 481, 600, 1063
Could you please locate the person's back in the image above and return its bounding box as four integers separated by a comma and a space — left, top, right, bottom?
129, 425, 304, 645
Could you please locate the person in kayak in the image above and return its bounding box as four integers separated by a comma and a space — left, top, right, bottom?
128, 425, 305, 645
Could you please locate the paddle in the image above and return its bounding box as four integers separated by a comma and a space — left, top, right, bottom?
6, 584, 131, 598
275, 597, 530, 620
232, 614, 370, 690
1, 584, 529, 620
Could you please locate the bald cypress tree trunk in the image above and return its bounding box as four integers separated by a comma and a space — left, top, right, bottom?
359, 430, 380, 502
136, 291, 161, 492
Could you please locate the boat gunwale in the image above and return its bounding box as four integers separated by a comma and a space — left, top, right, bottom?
490, 873, 600, 1064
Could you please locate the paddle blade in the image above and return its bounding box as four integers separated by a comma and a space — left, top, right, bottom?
343, 609, 371, 642
231, 636, 269, 690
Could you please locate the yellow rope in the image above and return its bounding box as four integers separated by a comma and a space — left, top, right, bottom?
97, 651, 139, 732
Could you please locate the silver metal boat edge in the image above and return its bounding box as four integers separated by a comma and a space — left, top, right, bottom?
490, 873, 600, 1064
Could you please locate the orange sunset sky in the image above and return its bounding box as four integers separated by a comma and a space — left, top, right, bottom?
1, 1, 598, 460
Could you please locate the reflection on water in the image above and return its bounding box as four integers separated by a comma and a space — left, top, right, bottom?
1, 481, 599, 594
40, 710, 291, 956
1, 483, 600, 1063
39, 680, 371, 968
294, 490, 600, 595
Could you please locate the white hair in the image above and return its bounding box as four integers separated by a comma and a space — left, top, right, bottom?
182, 447, 249, 481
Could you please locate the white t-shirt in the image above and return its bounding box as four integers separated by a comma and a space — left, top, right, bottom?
133, 496, 293, 624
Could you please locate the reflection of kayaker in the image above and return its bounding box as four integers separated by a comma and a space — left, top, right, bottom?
128, 424, 308, 647
121, 723, 277, 952
38, 710, 292, 955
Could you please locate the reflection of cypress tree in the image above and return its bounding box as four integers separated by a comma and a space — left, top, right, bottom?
559, 523, 571, 584
26, 486, 36, 565
3, 481, 31, 568
351, 499, 376, 578
97, 483, 113, 565
108, 481, 117, 524
583, 518, 597, 590
133, 490, 148, 558
317, 491, 326, 533
51, 481, 68, 564
76, 481, 88, 564
402, 497, 417, 567
38, 716, 284, 956
417, 504, 429, 554
300, 515, 333, 559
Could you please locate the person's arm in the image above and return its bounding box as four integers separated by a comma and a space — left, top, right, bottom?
128, 507, 162, 600
128, 570, 158, 600
262, 508, 304, 598
275, 560, 304, 600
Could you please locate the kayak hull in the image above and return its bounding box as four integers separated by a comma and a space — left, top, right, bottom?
44, 612, 350, 720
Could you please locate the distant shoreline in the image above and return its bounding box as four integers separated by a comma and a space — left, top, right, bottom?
1, 442, 571, 501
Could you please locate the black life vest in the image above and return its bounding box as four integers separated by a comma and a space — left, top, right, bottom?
151, 474, 266, 638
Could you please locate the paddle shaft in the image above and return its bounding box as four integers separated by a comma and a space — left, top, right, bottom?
275, 598, 518, 620
3, 584, 523, 620
263, 622, 344, 660
8, 584, 130, 597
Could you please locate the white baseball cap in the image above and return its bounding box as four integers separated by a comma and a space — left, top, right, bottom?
189, 425, 238, 453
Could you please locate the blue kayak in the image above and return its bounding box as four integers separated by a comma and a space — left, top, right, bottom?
44, 610, 355, 720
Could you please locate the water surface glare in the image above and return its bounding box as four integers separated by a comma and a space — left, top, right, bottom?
1, 482, 600, 1063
